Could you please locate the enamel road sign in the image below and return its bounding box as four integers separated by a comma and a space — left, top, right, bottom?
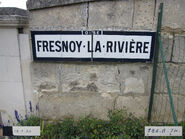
31, 31, 155, 62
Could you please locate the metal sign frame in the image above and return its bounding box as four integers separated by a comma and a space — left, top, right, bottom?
31, 31, 155, 62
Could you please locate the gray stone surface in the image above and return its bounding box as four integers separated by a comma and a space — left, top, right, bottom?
60, 64, 120, 94
117, 63, 152, 95
0, 7, 28, 16
151, 94, 185, 122
32, 63, 153, 119
32, 63, 121, 95
0, 57, 22, 82
0, 28, 19, 57
88, 0, 133, 30
0, 8, 28, 26
0, 15, 28, 26
29, 3, 88, 30
0, 82, 26, 123
115, 96, 149, 118
158, 33, 173, 62
133, 0, 156, 30
33, 63, 119, 119
156, 0, 185, 29
27, 0, 95, 10
19, 34, 38, 116
31, 63, 59, 95
39, 92, 115, 120
155, 63, 185, 95
172, 35, 185, 63
33, 63, 152, 96
124, 77, 145, 94
26, 0, 185, 121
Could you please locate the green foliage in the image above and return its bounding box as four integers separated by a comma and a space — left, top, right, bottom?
18, 115, 40, 126
124, 114, 147, 138
16, 110, 185, 139
180, 121, 185, 139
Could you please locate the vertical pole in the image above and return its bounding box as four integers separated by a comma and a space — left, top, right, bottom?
147, 3, 163, 122
158, 37, 178, 126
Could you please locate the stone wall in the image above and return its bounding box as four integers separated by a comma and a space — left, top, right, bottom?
152, 0, 185, 122
0, 7, 29, 125
27, 0, 185, 121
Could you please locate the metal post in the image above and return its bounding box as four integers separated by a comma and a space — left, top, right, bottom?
158, 36, 178, 126
148, 3, 163, 122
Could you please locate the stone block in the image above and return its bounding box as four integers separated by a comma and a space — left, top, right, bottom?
156, 0, 185, 29
115, 96, 149, 118
151, 94, 185, 122
19, 34, 31, 61
27, 0, 95, 10
0, 82, 26, 124
29, 3, 88, 31
31, 63, 59, 95
0, 28, 19, 57
19, 34, 38, 114
34, 63, 121, 120
0, 56, 22, 82
155, 63, 185, 95
60, 64, 120, 94
172, 35, 185, 63
39, 92, 115, 120
88, 0, 133, 30
117, 63, 153, 95
158, 33, 173, 62
133, 0, 156, 30
124, 77, 145, 94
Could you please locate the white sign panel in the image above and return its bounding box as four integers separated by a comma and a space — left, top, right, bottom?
93, 35, 152, 60
32, 31, 92, 61
145, 126, 182, 136
31, 31, 155, 61
13, 126, 40, 136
